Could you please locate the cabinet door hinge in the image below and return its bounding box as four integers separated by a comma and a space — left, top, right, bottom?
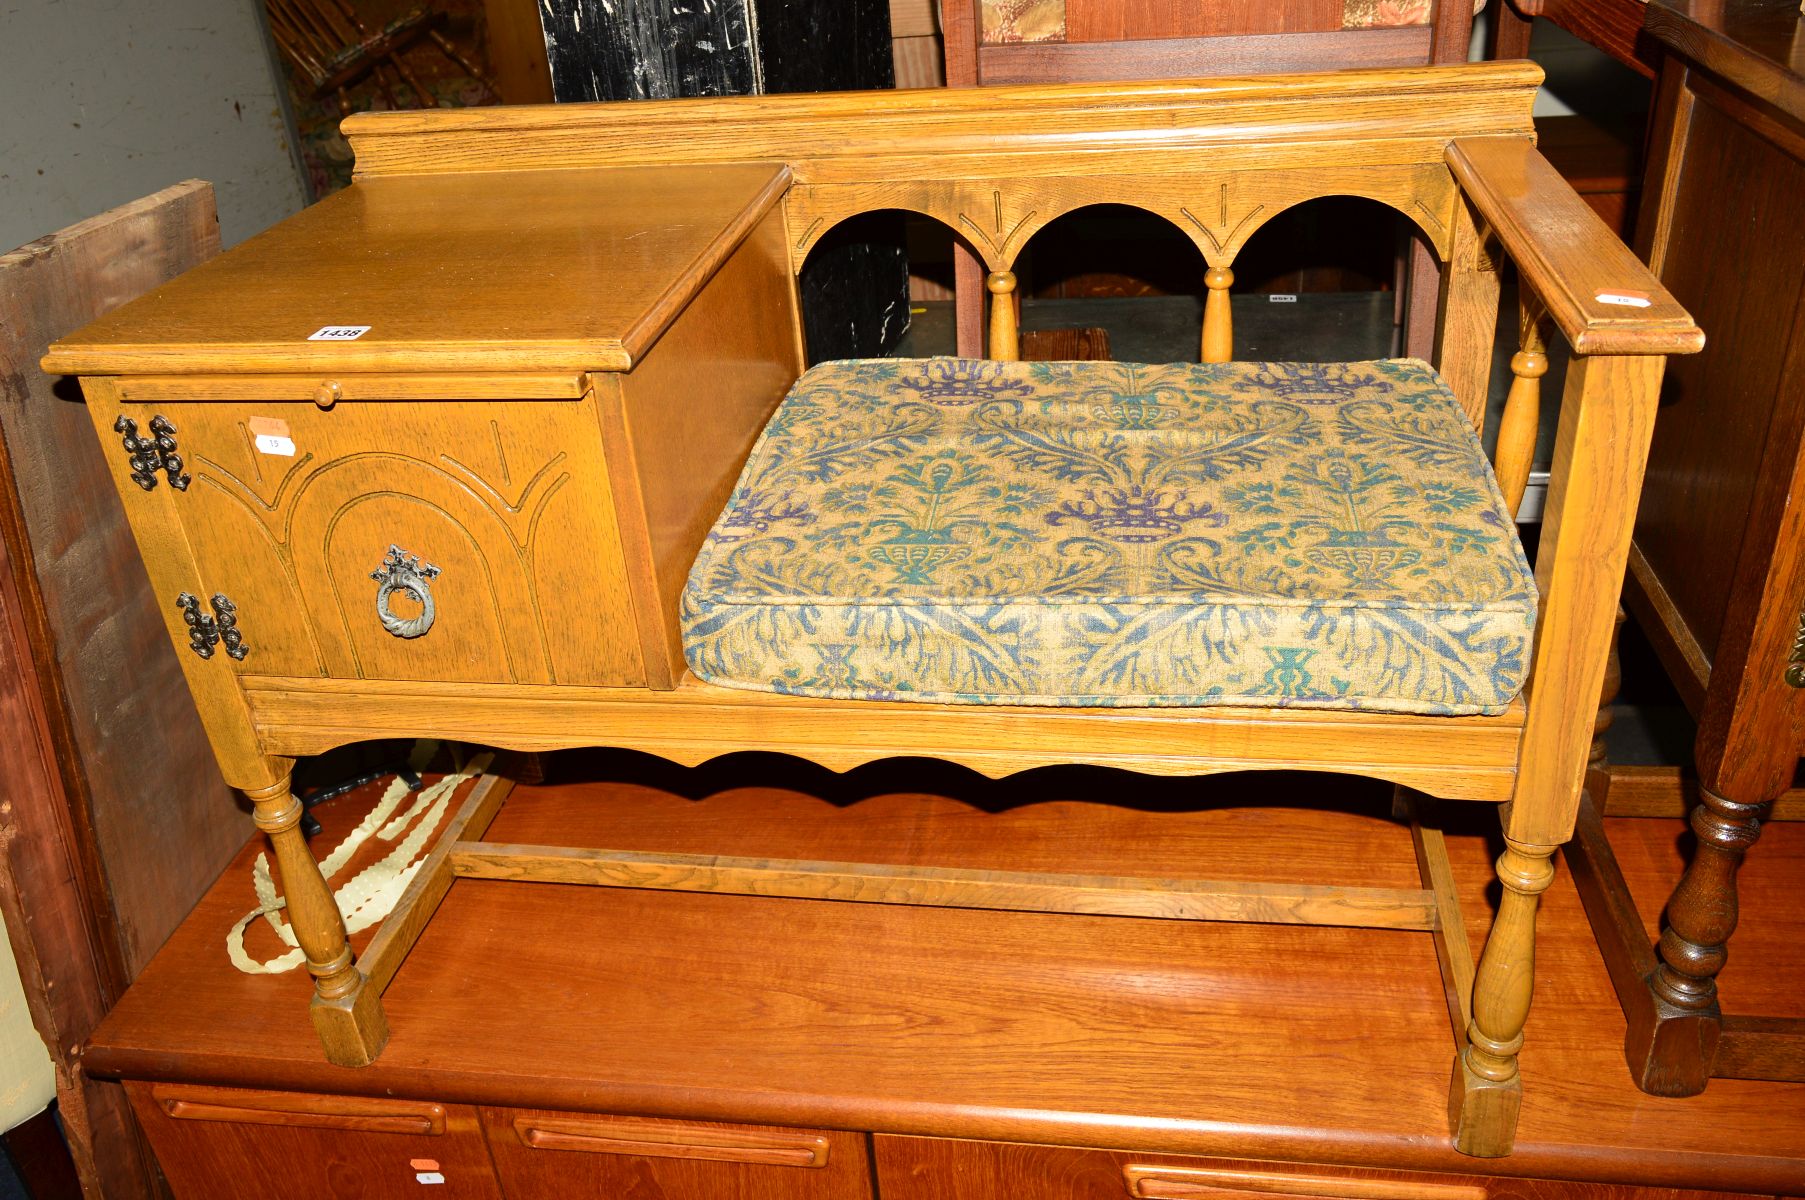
175, 592, 248, 661
114, 414, 190, 491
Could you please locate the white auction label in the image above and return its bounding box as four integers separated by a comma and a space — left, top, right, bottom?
254, 434, 296, 456
308, 324, 371, 341
1595, 291, 1652, 308
415, 1172, 446, 1185
1268, 294, 1298, 303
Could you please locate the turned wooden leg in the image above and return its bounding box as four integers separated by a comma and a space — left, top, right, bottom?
1624, 783, 1771, 1095
1449, 836, 1555, 1158
247, 775, 389, 1066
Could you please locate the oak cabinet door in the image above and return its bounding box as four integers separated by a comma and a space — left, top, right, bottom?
104, 383, 643, 687
127, 1082, 503, 1199
481, 1107, 873, 1199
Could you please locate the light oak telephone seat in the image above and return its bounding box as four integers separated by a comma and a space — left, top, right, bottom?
41, 61, 1701, 1159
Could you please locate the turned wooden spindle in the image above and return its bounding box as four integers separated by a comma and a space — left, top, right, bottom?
1450, 838, 1555, 1157
1494, 294, 1547, 517
987, 270, 1018, 362
1650, 787, 1770, 1017
1202, 265, 1234, 364
246, 775, 389, 1065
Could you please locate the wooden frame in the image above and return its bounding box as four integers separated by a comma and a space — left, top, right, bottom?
44, 63, 1701, 1159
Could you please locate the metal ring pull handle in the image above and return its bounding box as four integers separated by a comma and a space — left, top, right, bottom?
371, 545, 441, 639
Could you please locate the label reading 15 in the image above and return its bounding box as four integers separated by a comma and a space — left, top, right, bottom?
308, 325, 371, 341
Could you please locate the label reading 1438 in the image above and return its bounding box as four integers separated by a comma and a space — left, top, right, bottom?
308, 325, 371, 341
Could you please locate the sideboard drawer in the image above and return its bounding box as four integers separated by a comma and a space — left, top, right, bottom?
871, 1137, 1776, 1200
481, 1107, 873, 1198
127, 1081, 503, 1198
91, 377, 645, 687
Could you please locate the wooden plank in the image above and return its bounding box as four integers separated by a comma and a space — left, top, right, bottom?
478, 0, 554, 103
1407, 800, 1475, 1046
359, 772, 514, 996
1623, 540, 1712, 716
976, 26, 1434, 82
0, 181, 239, 1199
240, 675, 1529, 804
1716, 1016, 1805, 1082
448, 843, 1443, 929
1447, 138, 1704, 357
1599, 764, 1805, 821
1561, 792, 1658, 1014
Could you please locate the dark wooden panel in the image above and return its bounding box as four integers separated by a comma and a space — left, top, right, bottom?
1644, 0, 1805, 119
0, 181, 250, 1199
1064, 0, 1344, 41
1535, 0, 1659, 76
482, 1107, 871, 1198
976, 26, 1434, 81
128, 1082, 502, 1200
1632, 91, 1805, 672
0, 180, 248, 980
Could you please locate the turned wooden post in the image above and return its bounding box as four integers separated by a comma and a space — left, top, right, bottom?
987, 270, 1018, 361
1450, 837, 1556, 1157
1626, 785, 1772, 1093
1494, 293, 1547, 517
247, 775, 389, 1066
1202, 265, 1234, 363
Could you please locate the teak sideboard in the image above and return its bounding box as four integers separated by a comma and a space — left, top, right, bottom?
42, 62, 1703, 1159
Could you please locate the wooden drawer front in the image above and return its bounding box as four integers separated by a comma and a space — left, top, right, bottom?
481, 1107, 873, 1199
128, 1082, 502, 1199
109, 389, 642, 687
870, 1137, 1773, 1200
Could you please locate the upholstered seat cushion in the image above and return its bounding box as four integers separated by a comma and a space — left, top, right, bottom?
682, 358, 1537, 715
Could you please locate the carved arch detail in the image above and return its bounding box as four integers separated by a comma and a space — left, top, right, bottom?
785, 164, 1457, 272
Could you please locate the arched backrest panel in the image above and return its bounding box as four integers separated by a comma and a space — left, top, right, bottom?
784, 162, 1456, 274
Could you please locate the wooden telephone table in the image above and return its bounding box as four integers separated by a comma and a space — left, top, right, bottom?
44, 63, 1701, 1160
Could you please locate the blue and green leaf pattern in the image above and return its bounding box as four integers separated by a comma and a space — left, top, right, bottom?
682, 358, 1537, 714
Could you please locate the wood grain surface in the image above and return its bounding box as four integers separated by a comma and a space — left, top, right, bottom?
43, 165, 791, 376
84, 765, 1805, 1192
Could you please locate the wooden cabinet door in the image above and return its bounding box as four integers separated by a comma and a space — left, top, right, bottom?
127, 1081, 503, 1199
871, 1136, 1771, 1200
481, 1107, 873, 1199
102, 381, 643, 687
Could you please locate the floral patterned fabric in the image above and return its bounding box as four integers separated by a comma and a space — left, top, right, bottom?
682, 358, 1536, 715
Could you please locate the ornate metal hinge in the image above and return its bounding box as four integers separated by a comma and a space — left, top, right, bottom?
176, 592, 248, 661
1787, 600, 1805, 688
114, 415, 190, 491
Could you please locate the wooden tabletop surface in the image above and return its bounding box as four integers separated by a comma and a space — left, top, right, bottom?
42, 163, 790, 377
86, 755, 1805, 1193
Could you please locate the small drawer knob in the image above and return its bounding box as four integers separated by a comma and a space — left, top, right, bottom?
314, 380, 342, 409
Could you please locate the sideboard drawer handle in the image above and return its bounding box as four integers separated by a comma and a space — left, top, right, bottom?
152, 1085, 445, 1135
372, 545, 440, 639
512, 1115, 830, 1167
1121, 1167, 1489, 1200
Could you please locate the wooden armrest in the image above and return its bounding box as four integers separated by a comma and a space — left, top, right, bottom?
1447, 136, 1703, 357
